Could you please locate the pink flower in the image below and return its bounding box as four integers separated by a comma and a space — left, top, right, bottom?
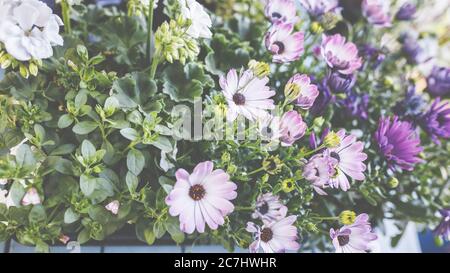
303, 154, 337, 195
362, 0, 392, 27
246, 215, 300, 253
59, 235, 70, 244
265, 22, 304, 63
105, 200, 120, 215
279, 111, 307, 146
21, 188, 41, 206
287, 74, 320, 109
299, 0, 340, 17
330, 213, 378, 253
166, 161, 237, 234
220, 69, 275, 122
252, 193, 288, 222
321, 34, 362, 75
264, 0, 298, 24
327, 129, 367, 191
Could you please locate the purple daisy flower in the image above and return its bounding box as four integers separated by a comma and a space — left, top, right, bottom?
252, 193, 288, 222
395, 2, 416, 21
330, 213, 378, 253
420, 98, 450, 144
265, 22, 304, 63
299, 0, 340, 18
287, 74, 320, 109
326, 71, 356, 94
427, 66, 450, 97
340, 92, 369, 120
375, 116, 423, 171
320, 34, 362, 75
264, 0, 298, 24
393, 85, 427, 122
362, 0, 392, 27
434, 208, 450, 241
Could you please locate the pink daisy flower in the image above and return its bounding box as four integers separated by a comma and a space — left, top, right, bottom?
265, 22, 304, 63
320, 34, 362, 75
166, 161, 237, 234
362, 0, 392, 28
105, 200, 120, 215
246, 215, 300, 253
330, 213, 378, 253
279, 110, 307, 146
220, 69, 275, 122
22, 188, 41, 206
252, 193, 288, 222
303, 153, 337, 195
287, 74, 320, 110
264, 0, 298, 24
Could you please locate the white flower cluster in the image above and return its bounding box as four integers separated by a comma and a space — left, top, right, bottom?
0, 0, 64, 62
56, 0, 83, 5
179, 0, 212, 39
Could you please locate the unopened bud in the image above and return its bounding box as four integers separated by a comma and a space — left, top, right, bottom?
248, 60, 270, 78
324, 131, 340, 148
339, 210, 356, 225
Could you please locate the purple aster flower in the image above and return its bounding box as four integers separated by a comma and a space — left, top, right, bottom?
246, 216, 300, 253
395, 2, 416, 21
400, 34, 437, 65
427, 66, 450, 97
265, 22, 304, 63
303, 153, 338, 195
434, 208, 450, 241
375, 116, 423, 171
287, 74, 319, 109
310, 83, 334, 116
340, 92, 369, 120
326, 71, 356, 93
264, 0, 298, 24
393, 85, 427, 121
330, 213, 378, 253
420, 98, 450, 144
362, 0, 392, 27
279, 110, 307, 146
327, 129, 368, 191
320, 34, 362, 75
360, 44, 385, 69
299, 0, 340, 18
252, 193, 288, 222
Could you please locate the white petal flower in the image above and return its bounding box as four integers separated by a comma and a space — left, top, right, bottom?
180, 0, 213, 39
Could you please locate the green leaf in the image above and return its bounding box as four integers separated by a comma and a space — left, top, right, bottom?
73, 121, 98, 135
153, 221, 166, 239
29, 205, 47, 224
64, 208, 80, 224
58, 114, 74, 129
151, 136, 172, 152
81, 140, 96, 159
127, 149, 145, 175
144, 229, 156, 245
112, 72, 157, 111
158, 176, 174, 194
50, 144, 76, 156
126, 171, 139, 193
120, 128, 139, 141
165, 218, 185, 244
54, 158, 75, 175
15, 144, 36, 169
80, 175, 96, 196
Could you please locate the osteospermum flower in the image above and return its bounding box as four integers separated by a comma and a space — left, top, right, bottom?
264, 0, 298, 24
22, 188, 41, 206
286, 74, 319, 110
320, 34, 362, 75
420, 98, 450, 144
330, 213, 378, 253
252, 193, 288, 222
279, 111, 307, 146
165, 161, 237, 234
246, 216, 300, 253
265, 22, 304, 63
0, 0, 63, 61
299, 0, 340, 17
427, 66, 450, 97
105, 200, 120, 215
180, 0, 212, 39
375, 116, 423, 171
303, 153, 337, 195
361, 0, 392, 27
220, 69, 275, 122
434, 208, 450, 241
327, 130, 368, 191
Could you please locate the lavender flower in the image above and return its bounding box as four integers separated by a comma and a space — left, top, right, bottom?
375, 116, 423, 171
320, 34, 362, 75
265, 22, 304, 63
340, 92, 369, 120
310, 83, 334, 116
303, 154, 337, 195
252, 193, 288, 222
362, 0, 392, 27
393, 85, 427, 121
264, 0, 298, 24
395, 2, 416, 21
279, 111, 307, 146
434, 208, 450, 241
420, 98, 450, 144
326, 71, 356, 93
298, 0, 340, 18
427, 66, 450, 97
286, 74, 319, 109
360, 44, 385, 69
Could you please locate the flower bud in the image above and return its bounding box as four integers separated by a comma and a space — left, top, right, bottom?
339, 210, 356, 225
281, 178, 296, 193
324, 131, 340, 148
310, 21, 323, 34
388, 177, 399, 188
19, 64, 29, 79
284, 83, 301, 102
248, 60, 270, 78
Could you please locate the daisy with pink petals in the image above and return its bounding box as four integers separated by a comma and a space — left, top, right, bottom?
321, 34, 362, 75
166, 161, 237, 234
287, 74, 320, 110
279, 111, 307, 146
265, 22, 304, 63
362, 0, 392, 28
330, 213, 378, 253
246, 215, 300, 253
264, 0, 298, 24
327, 129, 368, 191
252, 192, 288, 222
220, 69, 275, 122
105, 200, 120, 215
22, 188, 41, 206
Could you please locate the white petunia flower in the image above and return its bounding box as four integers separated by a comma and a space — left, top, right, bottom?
180, 0, 212, 39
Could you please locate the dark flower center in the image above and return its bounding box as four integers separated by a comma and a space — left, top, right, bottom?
337, 235, 350, 246
259, 202, 270, 215
233, 93, 246, 105
272, 12, 282, 19
189, 184, 206, 201
260, 227, 273, 242
273, 41, 285, 54
330, 151, 341, 162
262, 126, 273, 138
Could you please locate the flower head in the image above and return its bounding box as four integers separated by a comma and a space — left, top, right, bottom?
220, 69, 275, 122
427, 66, 450, 97
286, 74, 319, 109
299, 0, 340, 18
362, 0, 392, 27
252, 193, 288, 222
395, 2, 416, 21
330, 213, 378, 253
325, 71, 356, 94
434, 208, 450, 241
265, 22, 304, 63
246, 215, 300, 253
105, 200, 120, 215
166, 161, 237, 234
22, 188, 41, 206
340, 92, 370, 120
279, 111, 307, 146
339, 210, 356, 225
180, 0, 212, 39
264, 0, 298, 24
393, 85, 427, 121
320, 34, 362, 75
420, 98, 450, 144
375, 116, 423, 171
303, 153, 337, 195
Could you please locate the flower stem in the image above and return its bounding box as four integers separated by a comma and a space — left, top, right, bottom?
147, 0, 155, 65
149, 56, 159, 80
61, 0, 71, 35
